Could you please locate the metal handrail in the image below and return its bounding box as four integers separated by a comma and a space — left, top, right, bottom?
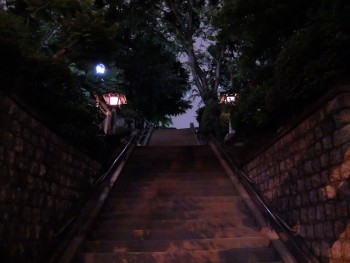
47, 134, 138, 263
212, 139, 320, 263
53, 216, 77, 237
93, 134, 136, 185
216, 141, 297, 232
199, 136, 285, 225
136, 120, 153, 146
53, 134, 136, 237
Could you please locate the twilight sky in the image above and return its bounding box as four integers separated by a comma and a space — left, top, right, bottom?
172, 38, 209, 129
171, 95, 202, 128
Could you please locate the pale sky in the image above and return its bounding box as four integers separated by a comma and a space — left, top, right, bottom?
172, 37, 209, 129
171, 95, 202, 128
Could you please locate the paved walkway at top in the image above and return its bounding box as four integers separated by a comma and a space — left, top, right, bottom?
148, 128, 199, 146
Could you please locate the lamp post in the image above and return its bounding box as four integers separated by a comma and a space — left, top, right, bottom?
93, 63, 127, 135
102, 93, 127, 107
219, 91, 237, 135
220, 92, 236, 105
99, 92, 127, 135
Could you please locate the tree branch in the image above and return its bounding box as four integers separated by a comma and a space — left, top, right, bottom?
166, 0, 187, 33
52, 39, 79, 59
40, 25, 61, 50
187, 45, 208, 97
213, 45, 224, 92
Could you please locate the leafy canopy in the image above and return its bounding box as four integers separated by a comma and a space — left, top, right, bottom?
214, 0, 350, 134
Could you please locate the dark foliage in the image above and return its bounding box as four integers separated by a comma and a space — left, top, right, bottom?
216, 0, 350, 133
116, 34, 191, 124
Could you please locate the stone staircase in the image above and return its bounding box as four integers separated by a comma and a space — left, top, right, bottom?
74, 145, 283, 263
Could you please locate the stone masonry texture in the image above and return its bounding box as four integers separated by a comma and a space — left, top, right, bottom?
243, 86, 350, 263
0, 92, 101, 262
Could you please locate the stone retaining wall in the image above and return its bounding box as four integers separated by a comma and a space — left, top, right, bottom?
243, 86, 350, 263
0, 92, 101, 262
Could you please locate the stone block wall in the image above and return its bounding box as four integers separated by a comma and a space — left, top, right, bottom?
0, 92, 101, 262
243, 86, 350, 263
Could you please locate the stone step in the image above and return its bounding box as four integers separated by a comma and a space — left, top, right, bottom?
123, 167, 223, 174
124, 158, 221, 167
98, 210, 254, 221
117, 171, 228, 178
79, 248, 282, 263
118, 170, 228, 177
114, 177, 232, 185
126, 158, 219, 163
129, 147, 215, 157
82, 236, 270, 253
108, 190, 238, 198
124, 162, 221, 167
101, 199, 250, 213
104, 195, 243, 205
106, 194, 240, 200
114, 178, 230, 185
89, 227, 265, 241
111, 184, 236, 191
112, 184, 230, 191
95, 217, 257, 230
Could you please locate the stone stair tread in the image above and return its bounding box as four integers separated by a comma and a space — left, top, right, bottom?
101, 202, 250, 213
108, 191, 238, 198
79, 247, 280, 263
95, 217, 257, 229
116, 175, 231, 180
119, 173, 227, 179
98, 210, 253, 221
112, 184, 235, 190
109, 188, 238, 195
89, 227, 265, 240
119, 171, 223, 175
124, 168, 222, 172
124, 169, 223, 173
104, 195, 243, 204
82, 236, 270, 252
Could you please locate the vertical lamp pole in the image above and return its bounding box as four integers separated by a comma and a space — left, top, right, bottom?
94, 63, 109, 133
102, 93, 127, 135
94, 63, 127, 135
220, 92, 236, 135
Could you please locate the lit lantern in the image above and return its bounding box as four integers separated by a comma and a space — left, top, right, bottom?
219, 92, 237, 104
219, 91, 237, 135
102, 92, 127, 107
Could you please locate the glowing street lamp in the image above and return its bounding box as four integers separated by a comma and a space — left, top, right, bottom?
219, 91, 237, 136
93, 63, 128, 135
102, 92, 127, 107
220, 92, 237, 104
95, 63, 106, 75
98, 92, 127, 135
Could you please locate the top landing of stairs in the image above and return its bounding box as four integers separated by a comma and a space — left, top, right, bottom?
148, 128, 199, 146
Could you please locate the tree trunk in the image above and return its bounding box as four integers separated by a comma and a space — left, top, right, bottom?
187, 45, 209, 103
52, 40, 78, 59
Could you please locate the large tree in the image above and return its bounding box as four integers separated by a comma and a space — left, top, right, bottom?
214, 0, 350, 131
159, 0, 225, 103
117, 34, 191, 125
103, 0, 192, 125
111, 0, 225, 104
0, 0, 193, 131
